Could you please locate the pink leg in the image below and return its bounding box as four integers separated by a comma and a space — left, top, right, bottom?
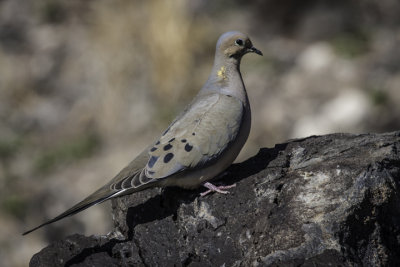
200, 182, 236, 197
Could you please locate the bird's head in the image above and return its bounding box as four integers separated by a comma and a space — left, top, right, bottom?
216, 31, 263, 60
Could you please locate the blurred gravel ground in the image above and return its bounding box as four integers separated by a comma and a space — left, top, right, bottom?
1, 0, 400, 266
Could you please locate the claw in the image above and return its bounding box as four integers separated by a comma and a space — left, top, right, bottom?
200, 182, 236, 197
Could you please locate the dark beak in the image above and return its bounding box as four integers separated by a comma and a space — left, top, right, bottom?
248, 46, 263, 56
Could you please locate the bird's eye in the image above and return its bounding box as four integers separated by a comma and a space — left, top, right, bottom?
235, 39, 244, 46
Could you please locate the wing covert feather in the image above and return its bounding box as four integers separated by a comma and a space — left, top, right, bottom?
144, 94, 244, 179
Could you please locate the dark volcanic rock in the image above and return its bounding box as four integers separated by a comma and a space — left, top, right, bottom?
30, 132, 400, 266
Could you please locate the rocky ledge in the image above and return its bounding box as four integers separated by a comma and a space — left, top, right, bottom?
30, 131, 400, 266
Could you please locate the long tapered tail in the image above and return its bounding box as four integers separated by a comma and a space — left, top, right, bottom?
22, 187, 127, 235
23, 147, 157, 235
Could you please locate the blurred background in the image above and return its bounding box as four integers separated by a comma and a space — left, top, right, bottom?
1, 0, 400, 265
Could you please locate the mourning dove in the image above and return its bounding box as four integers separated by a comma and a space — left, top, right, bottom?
23, 31, 262, 235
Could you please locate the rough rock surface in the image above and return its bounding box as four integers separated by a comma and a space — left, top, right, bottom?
30, 132, 400, 266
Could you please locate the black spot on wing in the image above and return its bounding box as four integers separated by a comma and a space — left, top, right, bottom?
163, 144, 172, 151
155, 141, 160, 145
150, 147, 157, 152
192, 132, 195, 136
164, 153, 174, 163
185, 143, 193, 152
148, 156, 158, 168
168, 138, 175, 142
181, 139, 187, 143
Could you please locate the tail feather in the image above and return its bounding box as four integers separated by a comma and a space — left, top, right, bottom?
23, 151, 157, 235
22, 189, 123, 235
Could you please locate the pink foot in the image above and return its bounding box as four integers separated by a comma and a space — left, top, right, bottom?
200, 182, 236, 197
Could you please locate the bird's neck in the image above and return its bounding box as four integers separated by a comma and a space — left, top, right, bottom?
202, 57, 248, 103
210, 55, 241, 81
